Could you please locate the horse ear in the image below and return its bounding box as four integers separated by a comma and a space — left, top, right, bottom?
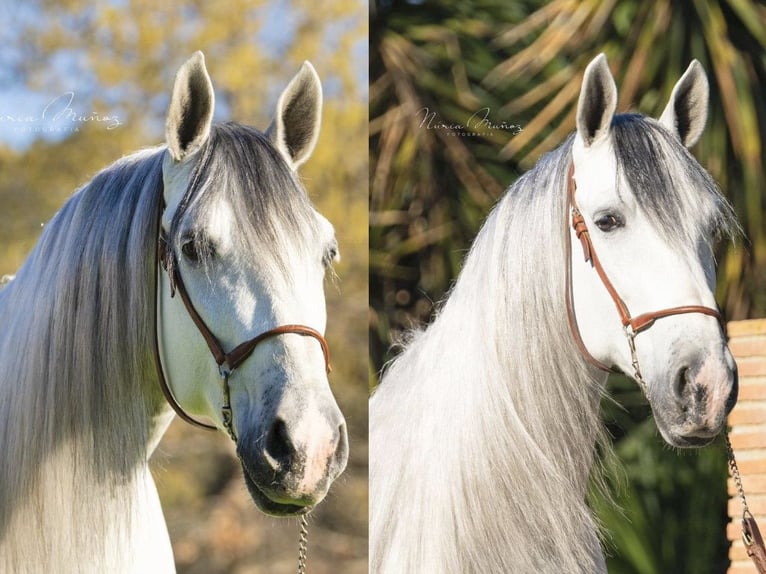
267, 61, 322, 170
166, 51, 215, 162
576, 54, 618, 147
658, 60, 708, 148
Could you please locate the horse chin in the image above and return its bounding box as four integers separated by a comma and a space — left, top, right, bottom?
240, 461, 314, 517
651, 409, 720, 449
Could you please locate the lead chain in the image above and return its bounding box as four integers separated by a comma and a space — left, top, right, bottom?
297, 514, 309, 574
725, 430, 751, 518
218, 368, 310, 572
219, 372, 310, 574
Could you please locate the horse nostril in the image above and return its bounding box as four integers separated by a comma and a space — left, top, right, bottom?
673, 365, 710, 419
335, 421, 349, 465
674, 367, 690, 403
725, 365, 739, 415
265, 418, 294, 464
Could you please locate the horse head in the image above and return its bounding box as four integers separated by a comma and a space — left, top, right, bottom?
570, 54, 738, 447
158, 52, 347, 515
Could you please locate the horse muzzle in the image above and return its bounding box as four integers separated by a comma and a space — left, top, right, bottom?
650, 354, 738, 448
237, 410, 349, 516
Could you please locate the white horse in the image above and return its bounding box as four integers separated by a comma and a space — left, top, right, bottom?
370, 54, 738, 573
0, 52, 347, 573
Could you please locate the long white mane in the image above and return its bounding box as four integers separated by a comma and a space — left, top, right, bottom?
371, 136, 612, 573
0, 147, 166, 571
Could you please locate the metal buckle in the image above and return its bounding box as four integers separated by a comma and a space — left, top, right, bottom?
623, 324, 647, 390
218, 367, 238, 442
743, 510, 756, 547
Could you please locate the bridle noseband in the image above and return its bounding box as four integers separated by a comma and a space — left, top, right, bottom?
152, 200, 331, 442
564, 163, 724, 386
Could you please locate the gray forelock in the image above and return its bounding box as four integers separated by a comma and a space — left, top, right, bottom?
611, 113, 737, 250
170, 121, 320, 274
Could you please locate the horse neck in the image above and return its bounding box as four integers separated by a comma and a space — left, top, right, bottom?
371, 172, 609, 573
388, 193, 606, 479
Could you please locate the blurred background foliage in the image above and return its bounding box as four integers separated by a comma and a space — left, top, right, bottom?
0, 1, 367, 572
370, 0, 765, 572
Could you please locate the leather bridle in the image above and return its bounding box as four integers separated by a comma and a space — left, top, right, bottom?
152, 198, 331, 442
563, 163, 724, 386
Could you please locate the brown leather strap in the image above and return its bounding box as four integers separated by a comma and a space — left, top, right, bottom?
564, 162, 724, 371
571, 203, 632, 328
627, 306, 724, 334
153, 207, 217, 430
163, 248, 331, 374
226, 324, 331, 373
167, 253, 228, 366
744, 511, 766, 573
564, 165, 614, 373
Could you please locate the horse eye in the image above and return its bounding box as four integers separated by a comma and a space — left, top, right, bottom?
180, 235, 215, 263
322, 248, 336, 267
181, 239, 199, 262
594, 214, 623, 232
323, 241, 339, 267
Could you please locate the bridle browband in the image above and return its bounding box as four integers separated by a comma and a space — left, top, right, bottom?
563, 163, 724, 385
152, 198, 331, 442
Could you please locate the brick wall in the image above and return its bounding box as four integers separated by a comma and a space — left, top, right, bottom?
728, 319, 766, 574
